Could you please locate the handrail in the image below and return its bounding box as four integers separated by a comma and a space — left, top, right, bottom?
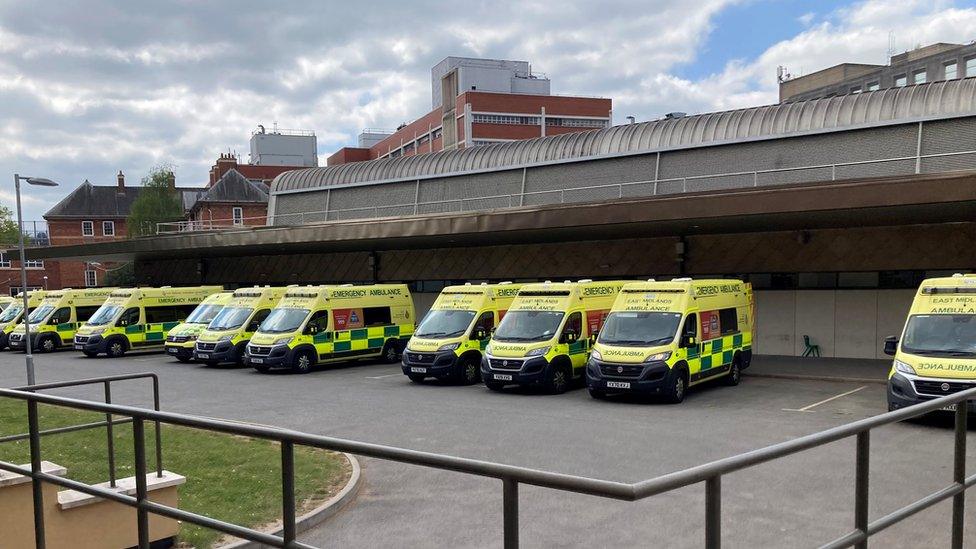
0, 384, 972, 548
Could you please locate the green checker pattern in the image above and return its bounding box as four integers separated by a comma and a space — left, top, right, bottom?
688, 333, 749, 372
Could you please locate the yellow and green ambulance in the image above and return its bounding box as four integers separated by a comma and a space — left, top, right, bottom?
885, 274, 976, 413
586, 278, 754, 403
164, 290, 234, 362
402, 282, 522, 384
193, 286, 287, 366
0, 296, 13, 311
245, 284, 414, 374
481, 280, 630, 394
74, 286, 222, 357
0, 290, 47, 351
9, 288, 115, 352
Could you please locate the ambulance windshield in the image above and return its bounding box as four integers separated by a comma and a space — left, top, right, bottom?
0, 304, 23, 322
598, 312, 682, 347
415, 310, 476, 338
259, 308, 309, 333
493, 311, 564, 342
902, 314, 976, 357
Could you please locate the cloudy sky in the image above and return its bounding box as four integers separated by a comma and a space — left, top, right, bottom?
2, 0, 976, 220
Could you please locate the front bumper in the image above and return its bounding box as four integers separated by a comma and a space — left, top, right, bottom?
193, 340, 237, 363
245, 344, 293, 369
480, 355, 550, 385
585, 359, 671, 395
888, 373, 976, 413
401, 350, 458, 378
73, 334, 107, 354
164, 344, 194, 360
8, 333, 29, 350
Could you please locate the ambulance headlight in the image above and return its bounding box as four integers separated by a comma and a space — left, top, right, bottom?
274, 337, 293, 346
589, 349, 603, 361
438, 342, 460, 352
525, 346, 550, 357
893, 359, 916, 376
644, 351, 671, 363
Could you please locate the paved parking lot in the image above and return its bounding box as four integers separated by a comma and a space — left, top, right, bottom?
0, 351, 973, 548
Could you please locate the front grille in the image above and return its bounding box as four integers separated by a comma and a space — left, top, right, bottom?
489, 358, 523, 370
249, 346, 273, 356
914, 379, 976, 396
406, 352, 436, 364
600, 363, 645, 378
167, 335, 190, 343
196, 342, 217, 351
9, 334, 22, 342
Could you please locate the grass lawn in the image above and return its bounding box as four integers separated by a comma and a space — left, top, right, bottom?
0, 398, 350, 548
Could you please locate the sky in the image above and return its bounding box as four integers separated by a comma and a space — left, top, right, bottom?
2, 0, 976, 221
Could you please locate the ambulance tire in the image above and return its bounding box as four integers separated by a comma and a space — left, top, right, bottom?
232, 343, 247, 366
544, 362, 571, 395
382, 340, 400, 364
663, 367, 688, 404
723, 356, 742, 386
106, 337, 128, 358
37, 335, 59, 353
292, 349, 315, 374
455, 356, 482, 385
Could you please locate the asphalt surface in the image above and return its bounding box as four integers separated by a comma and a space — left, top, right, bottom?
0, 350, 973, 548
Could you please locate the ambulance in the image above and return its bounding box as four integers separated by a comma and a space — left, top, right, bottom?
481, 280, 629, 394
193, 286, 287, 366
163, 290, 235, 362
74, 286, 222, 357
9, 288, 115, 352
245, 284, 414, 374
0, 296, 13, 311
402, 282, 522, 384
0, 291, 47, 350
885, 274, 976, 413
586, 278, 754, 403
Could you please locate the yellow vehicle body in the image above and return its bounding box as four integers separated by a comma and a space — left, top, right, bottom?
245, 284, 414, 373
482, 280, 631, 393
163, 291, 235, 362
9, 288, 116, 353
886, 274, 976, 413
193, 286, 288, 366
0, 291, 47, 350
402, 282, 523, 384
0, 296, 13, 311
586, 278, 754, 402
74, 286, 223, 357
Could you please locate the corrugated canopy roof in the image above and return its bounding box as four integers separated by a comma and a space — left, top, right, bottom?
272, 77, 976, 194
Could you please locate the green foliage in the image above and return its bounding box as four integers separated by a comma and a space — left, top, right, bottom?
127, 165, 183, 237
103, 262, 137, 286
0, 204, 21, 247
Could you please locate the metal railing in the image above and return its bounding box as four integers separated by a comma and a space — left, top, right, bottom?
0, 220, 50, 248
156, 216, 268, 234
0, 379, 972, 549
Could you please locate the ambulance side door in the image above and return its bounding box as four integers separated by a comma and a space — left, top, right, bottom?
680, 312, 701, 378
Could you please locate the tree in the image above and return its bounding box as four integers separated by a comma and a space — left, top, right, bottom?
103, 262, 136, 286
127, 165, 183, 237
0, 204, 19, 247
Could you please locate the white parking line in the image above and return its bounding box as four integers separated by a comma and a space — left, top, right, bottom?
783, 385, 868, 413
366, 373, 402, 379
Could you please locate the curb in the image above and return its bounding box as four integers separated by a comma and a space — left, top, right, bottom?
745, 372, 886, 385
220, 452, 363, 549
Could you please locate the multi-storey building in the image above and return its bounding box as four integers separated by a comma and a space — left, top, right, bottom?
779, 42, 976, 102
327, 57, 612, 165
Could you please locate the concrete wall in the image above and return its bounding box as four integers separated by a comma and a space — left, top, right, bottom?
754, 289, 914, 359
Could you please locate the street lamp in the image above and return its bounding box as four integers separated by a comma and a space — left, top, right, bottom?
14, 174, 58, 386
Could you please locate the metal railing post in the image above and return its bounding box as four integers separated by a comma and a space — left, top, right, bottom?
952, 404, 967, 549
855, 431, 870, 549
152, 377, 163, 478
133, 418, 150, 549
104, 381, 117, 487
831, 165, 836, 180
503, 478, 519, 549
282, 441, 297, 548
28, 399, 46, 549
705, 476, 721, 549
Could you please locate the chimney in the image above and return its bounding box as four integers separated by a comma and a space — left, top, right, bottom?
117, 170, 125, 193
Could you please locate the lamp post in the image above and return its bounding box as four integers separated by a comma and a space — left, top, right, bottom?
14, 174, 58, 386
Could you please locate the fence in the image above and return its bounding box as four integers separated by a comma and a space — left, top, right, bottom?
0, 377, 972, 548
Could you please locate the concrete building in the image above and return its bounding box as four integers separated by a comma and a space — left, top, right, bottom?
327, 57, 611, 166
29, 77, 976, 361
248, 125, 318, 167
780, 42, 976, 102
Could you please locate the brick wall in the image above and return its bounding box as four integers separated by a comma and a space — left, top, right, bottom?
48, 218, 128, 244
191, 203, 268, 225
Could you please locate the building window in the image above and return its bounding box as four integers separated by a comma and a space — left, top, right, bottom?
431, 128, 443, 140
85, 269, 97, 287
547, 117, 609, 128
945, 61, 958, 80
0, 253, 9, 269
866, 81, 880, 91
232, 207, 244, 226
966, 57, 976, 77
402, 141, 415, 152
913, 70, 926, 85
82, 220, 94, 236
894, 75, 907, 87
471, 114, 541, 125
24, 259, 43, 269
102, 220, 115, 236
389, 148, 402, 158
417, 134, 430, 145
849, 86, 862, 94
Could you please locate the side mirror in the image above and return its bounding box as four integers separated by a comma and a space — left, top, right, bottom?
473, 327, 488, 340
681, 334, 697, 348
883, 336, 898, 356
562, 329, 579, 344
306, 325, 319, 335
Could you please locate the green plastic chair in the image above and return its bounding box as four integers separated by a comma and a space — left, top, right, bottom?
802, 335, 821, 357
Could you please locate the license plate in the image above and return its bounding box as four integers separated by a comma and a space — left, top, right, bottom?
942, 404, 958, 412
197, 353, 209, 359
607, 381, 631, 389
494, 374, 513, 381
251, 358, 263, 364
411, 367, 427, 373
74, 344, 84, 350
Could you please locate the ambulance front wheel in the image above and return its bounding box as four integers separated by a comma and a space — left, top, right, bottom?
663, 367, 688, 404
544, 362, 571, 395
37, 334, 59, 353
455, 356, 482, 385
106, 337, 128, 358
292, 349, 315, 374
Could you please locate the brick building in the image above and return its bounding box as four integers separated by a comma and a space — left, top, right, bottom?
188, 168, 270, 228
327, 57, 612, 165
